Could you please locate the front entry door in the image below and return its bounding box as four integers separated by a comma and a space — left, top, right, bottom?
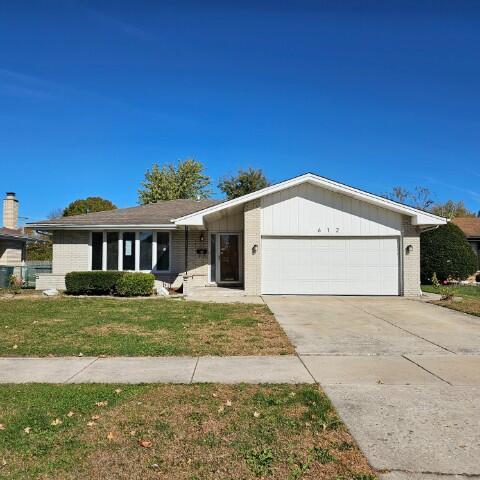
217, 233, 241, 283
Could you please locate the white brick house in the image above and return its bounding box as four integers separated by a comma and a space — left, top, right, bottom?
28, 173, 446, 296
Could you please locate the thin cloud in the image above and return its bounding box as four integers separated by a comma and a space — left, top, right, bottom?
0, 68, 56, 100
424, 176, 480, 204
83, 7, 154, 41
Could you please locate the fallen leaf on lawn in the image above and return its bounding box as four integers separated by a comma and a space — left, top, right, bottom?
225, 400, 232, 407
12, 345, 18, 350
138, 439, 153, 448
1, 458, 6, 467
253, 411, 261, 418
91, 414, 100, 420
289, 392, 296, 397
78, 352, 84, 357
23, 427, 31, 434
150, 463, 159, 469
86, 421, 96, 427
217, 406, 224, 413
107, 432, 114, 441
51, 418, 62, 426
212, 393, 218, 398
67, 411, 75, 417
114, 388, 122, 395
95, 401, 108, 407
129, 430, 136, 436
0, 424, 5, 430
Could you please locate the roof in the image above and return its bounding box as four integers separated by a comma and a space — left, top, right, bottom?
452, 217, 480, 238
27, 199, 222, 230
175, 172, 447, 227
0, 227, 30, 242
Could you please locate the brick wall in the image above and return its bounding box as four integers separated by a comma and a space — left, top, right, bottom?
0, 239, 24, 266
243, 200, 261, 295
402, 216, 421, 296
52, 231, 89, 274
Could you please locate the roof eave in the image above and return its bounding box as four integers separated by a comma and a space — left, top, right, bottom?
27, 223, 176, 231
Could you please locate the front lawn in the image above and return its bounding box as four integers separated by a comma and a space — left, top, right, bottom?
0, 384, 376, 479
0, 297, 293, 356
422, 284, 480, 317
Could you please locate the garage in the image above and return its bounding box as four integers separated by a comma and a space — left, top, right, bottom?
261, 236, 399, 295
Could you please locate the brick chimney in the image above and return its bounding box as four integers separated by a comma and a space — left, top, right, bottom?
3, 192, 19, 229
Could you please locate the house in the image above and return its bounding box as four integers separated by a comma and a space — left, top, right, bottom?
0, 192, 29, 270
28, 173, 446, 296
452, 217, 480, 268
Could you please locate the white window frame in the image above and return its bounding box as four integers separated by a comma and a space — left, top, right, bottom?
89, 230, 171, 273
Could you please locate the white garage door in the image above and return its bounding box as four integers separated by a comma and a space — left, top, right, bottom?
261, 237, 399, 295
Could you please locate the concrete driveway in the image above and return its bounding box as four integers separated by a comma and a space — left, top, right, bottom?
265, 296, 480, 480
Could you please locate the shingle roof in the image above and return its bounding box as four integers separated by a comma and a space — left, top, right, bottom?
0, 227, 30, 241
27, 199, 223, 227
452, 217, 480, 238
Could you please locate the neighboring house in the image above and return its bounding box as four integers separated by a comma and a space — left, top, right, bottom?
28, 173, 446, 296
452, 217, 480, 269
0, 192, 29, 269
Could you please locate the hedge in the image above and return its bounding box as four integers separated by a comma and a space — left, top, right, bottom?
115, 272, 155, 297
65, 271, 154, 296
420, 223, 478, 283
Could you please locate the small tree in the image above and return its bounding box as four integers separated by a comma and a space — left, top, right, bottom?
63, 197, 117, 217
421, 223, 477, 283
430, 200, 475, 220
138, 158, 211, 204
383, 186, 434, 210
218, 167, 270, 200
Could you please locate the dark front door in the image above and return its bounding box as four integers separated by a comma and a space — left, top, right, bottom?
219, 234, 240, 283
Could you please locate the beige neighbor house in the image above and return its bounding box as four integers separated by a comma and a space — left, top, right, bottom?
0, 192, 29, 271
452, 217, 480, 269
28, 173, 446, 296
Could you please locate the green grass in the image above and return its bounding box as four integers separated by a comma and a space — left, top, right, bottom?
0, 297, 293, 356
0, 384, 376, 479
422, 284, 480, 298
0, 384, 146, 479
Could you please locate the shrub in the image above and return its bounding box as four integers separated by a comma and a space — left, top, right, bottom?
114, 272, 154, 297
421, 223, 478, 283
65, 271, 125, 295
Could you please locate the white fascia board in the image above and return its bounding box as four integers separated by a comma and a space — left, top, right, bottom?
27, 224, 176, 231
174, 173, 447, 227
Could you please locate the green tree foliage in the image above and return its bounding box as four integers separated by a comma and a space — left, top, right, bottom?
26, 241, 53, 261
138, 158, 211, 204
218, 167, 270, 200
63, 197, 117, 217
421, 223, 478, 283
430, 200, 476, 220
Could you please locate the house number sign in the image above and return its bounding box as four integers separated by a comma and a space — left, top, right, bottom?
317, 227, 341, 233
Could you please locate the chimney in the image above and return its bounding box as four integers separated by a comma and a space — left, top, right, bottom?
3, 192, 19, 229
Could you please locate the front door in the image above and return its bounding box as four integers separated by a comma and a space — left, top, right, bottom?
217, 233, 241, 283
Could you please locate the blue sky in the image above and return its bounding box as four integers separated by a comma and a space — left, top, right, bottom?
1, 0, 479, 222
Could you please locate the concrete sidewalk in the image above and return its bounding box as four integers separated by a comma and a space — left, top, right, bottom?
0, 355, 315, 384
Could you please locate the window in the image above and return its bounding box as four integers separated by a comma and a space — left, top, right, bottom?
156, 232, 170, 271
106, 232, 118, 270
122, 232, 136, 270
140, 232, 153, 271
91, 232, 103, 270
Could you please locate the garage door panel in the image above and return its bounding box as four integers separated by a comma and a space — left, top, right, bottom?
261, 237, 399, 295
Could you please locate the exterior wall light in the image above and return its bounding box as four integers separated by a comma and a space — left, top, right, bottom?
252, 244, 258, 254
406, 244, 414, 255
200, 232, 205, 242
